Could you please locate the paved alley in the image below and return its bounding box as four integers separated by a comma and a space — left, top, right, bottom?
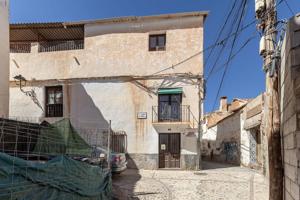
112, 162, 269, 200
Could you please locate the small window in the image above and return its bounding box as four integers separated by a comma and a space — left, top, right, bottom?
45, 86, 63, 117
149, 34, 166, 51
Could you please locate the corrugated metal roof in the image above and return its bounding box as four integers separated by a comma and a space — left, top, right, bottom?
10, 23, 84, 42
64, 11, 209, 26
9, 11, 208, 42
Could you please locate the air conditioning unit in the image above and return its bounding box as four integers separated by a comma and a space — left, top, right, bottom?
255, 0, 265, 16
259, 36, 266, 56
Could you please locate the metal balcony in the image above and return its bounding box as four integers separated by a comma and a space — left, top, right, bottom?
152, 105, 197, 133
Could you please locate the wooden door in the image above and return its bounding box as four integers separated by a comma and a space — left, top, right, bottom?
159, 133, 180, 168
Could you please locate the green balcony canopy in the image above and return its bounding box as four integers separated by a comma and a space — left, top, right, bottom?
158, 88, 183, 95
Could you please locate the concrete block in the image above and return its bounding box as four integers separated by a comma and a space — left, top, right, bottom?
295, 77, 300, 96
290, 180, 300, 200
296, 99, 300, 113
285, 163, 298, 183
283, 97, 296, 124
291, 25, 300, 45
282, 87, 295, 116
286, 176, 292, 195
291, 47, 300, 69
284, 133, 297, 150
285, 190, 294, 200
284, 115, 298, 136
288, 149, 298, 167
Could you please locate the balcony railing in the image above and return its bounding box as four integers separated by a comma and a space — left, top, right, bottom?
10, 42, 31, 53
45, 104, 63, 118
152, 105, 198, 129
38, 40, 84, 52
152, 105, 191, 122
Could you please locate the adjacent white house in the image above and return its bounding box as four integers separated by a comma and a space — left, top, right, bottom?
202, 95, 267, 173
9, 12, 208, 170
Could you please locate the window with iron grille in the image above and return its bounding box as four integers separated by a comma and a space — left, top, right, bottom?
45, 86, 63, 118
111, 131, 127, 153
158, 94, 182, 122
149, 34, 166, 51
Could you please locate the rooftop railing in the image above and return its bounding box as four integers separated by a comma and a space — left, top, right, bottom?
10, 42, 31, 53
38, 40, 84, 52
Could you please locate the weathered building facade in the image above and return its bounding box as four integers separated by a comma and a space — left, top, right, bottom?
0, 0, 9, 117
9, 12, 207, 170
202, 95, 267, 173
241, 94, 268, 172
202, 98, 248, 165
280, 14, 300, 200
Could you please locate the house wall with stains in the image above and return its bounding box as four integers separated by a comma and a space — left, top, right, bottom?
202, 95, 266, 171
0, 0, 9, 117
8, 13, 205, 170
202, 110, 242, 165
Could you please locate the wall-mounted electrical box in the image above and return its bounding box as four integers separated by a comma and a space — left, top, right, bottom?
255, 0, 265, 17
259, 36, 266, 56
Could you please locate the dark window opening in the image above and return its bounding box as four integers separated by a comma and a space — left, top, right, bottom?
149, 34, 166, 51
158, 93, 182, 122
45, 86, 63, 118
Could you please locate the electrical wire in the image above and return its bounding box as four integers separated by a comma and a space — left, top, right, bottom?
211, 0, 249, 112
206, 0, 248, 80
205, 0, 239, 67
283, 0, 295, 15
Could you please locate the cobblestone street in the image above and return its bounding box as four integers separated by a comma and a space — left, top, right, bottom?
112, 162, 269, 200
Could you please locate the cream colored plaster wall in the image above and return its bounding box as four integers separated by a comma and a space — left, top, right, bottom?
10, 17, 203, 80
0, 0, 9, 117
9, 16, 204, 156
9, 79, 199, 155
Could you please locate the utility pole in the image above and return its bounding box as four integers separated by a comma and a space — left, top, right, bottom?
256, 0, 283, 199
197, 77, 203, 170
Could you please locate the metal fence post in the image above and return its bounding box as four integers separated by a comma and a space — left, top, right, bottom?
107, 120, 111, 170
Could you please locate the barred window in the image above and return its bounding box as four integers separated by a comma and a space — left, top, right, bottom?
45, 86, 63, 118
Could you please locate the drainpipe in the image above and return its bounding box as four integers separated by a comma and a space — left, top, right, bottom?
0, 0, 9, 118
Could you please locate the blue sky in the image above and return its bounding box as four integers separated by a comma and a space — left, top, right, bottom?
10, 0, 299, 113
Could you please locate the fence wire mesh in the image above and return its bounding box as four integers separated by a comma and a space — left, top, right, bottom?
0, 116, 126, 199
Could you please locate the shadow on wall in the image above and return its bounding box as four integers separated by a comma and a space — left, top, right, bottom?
70, 83, 147, 199
70, 83, 109, 128
202, 111, 241, 166
69, 83, 110, 147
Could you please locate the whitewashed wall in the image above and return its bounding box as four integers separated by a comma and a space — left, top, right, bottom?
9, 80, 199, 156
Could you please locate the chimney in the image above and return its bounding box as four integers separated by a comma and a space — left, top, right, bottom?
0, 0, 9, 117
219, 96, 228, 112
